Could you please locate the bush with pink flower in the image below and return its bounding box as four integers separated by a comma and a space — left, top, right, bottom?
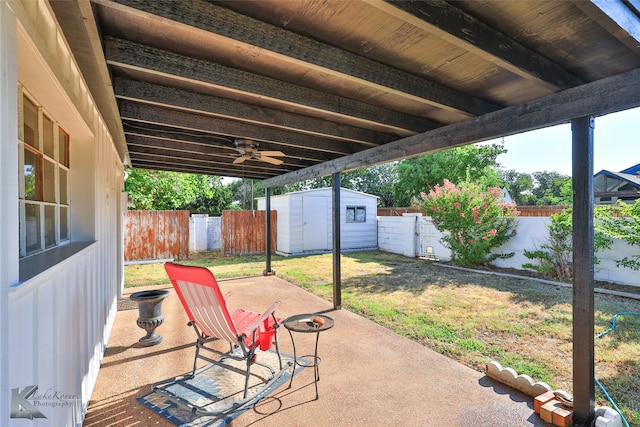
415, 179, 520, 266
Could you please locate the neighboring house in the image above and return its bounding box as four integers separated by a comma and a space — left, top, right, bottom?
1, 2, 124, 425
257, 188, 378, 256
594, 163, 640, 204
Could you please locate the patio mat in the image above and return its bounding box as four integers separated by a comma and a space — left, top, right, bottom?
137, 350, 307, 427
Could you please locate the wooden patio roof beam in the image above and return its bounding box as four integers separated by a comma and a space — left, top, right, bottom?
114, 78, 393, 146
573, 0, 640, 53
126, 137, 320, 169
130, 158, 276, 179
263, 67, 640, 188
97, 0, 499, 118
377, 0, 583, 91
118, 101, 365, 156
104, 37, 437, 136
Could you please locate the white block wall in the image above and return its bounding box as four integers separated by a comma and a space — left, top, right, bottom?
377, 215, 418, 258
378, 214, 639, 287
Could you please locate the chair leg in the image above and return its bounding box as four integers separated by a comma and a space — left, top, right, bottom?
243, 351, 254, 399
272, 318, 283, 370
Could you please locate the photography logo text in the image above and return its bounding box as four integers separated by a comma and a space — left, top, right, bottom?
10, 385, 79, 419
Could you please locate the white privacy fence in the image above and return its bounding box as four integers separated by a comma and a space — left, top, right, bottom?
190, 214, 222, 251
378, 214, 640, 287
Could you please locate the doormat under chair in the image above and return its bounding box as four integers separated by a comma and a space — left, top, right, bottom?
137, 350, 308, 427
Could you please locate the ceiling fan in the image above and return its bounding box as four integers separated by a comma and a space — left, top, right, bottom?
232, 139, 285, 165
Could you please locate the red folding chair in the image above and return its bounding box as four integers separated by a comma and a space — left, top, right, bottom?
154, 262, 287, 416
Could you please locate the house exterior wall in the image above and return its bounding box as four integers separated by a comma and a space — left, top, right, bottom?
258, 188, 378, 256
1, 2, 124, 425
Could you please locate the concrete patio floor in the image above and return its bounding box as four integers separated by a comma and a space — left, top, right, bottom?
84, 274, 551, 426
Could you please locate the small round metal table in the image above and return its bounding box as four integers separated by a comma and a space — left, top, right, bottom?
283, 313, 334, 400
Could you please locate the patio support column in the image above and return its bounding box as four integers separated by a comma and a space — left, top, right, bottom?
332, 173, 342, 309
264, 187, 274, 276
571, 115, 595, 426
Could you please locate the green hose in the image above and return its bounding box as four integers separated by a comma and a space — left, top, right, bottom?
594, 311, 640, 427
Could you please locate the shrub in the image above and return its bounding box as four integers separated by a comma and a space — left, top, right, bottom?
595, 199, 640, 270
522, 209, 573, 281
522, 205, 630, 282
416, 179, 519, 266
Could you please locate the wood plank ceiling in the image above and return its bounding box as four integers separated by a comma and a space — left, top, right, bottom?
60, 0, 640, 183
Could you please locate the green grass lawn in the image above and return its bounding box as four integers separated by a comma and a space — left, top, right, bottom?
125, 250, 640, 424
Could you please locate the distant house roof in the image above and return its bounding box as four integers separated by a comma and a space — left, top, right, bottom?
594, 163, 640, 201
620, 163, 640, 176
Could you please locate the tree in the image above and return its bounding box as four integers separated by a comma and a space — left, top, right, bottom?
269, 163, 398, 207
531, 171, 572, 206
124, 168, 233, 214
394, 143, 505, 207
499, 169, 534, 205
415, 179, 519, 266
343, 163, 398, 207
178, 175, 233, 216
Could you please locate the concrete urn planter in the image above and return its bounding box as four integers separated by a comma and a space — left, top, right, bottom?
130, 289, 170, 346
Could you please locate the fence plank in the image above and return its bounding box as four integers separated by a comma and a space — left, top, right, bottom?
221, 210, 277, 256
124, 210, 189, 261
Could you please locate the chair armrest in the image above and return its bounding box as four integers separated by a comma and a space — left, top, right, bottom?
240, 301, 282, 336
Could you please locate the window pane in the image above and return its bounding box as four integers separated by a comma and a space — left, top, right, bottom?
45, 205, 56, 248
59, 168, 68, 204
59, 128, 69, 167
43, 115, 54, 158
25, 203, 41, 254
60, 206, 68, 241
43, 159, 56, 203
23, 96, 39, 148
346, 207, 355, 222
23, 147, 42, 201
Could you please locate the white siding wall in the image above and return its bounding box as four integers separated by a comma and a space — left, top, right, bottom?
0, 3, 19, 421
340, 194, 378, 250
276, 197, 295, 254
2, 2, 123, 425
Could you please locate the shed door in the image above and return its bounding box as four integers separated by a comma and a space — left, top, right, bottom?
303, 197, 327, 251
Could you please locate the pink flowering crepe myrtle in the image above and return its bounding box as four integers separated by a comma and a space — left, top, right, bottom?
416, 179, 519, 266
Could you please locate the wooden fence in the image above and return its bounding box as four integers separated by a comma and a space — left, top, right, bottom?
124, 210, 190, 261
221, 210, 277, 256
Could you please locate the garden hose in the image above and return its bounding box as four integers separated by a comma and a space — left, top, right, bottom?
594, 311, 640, 427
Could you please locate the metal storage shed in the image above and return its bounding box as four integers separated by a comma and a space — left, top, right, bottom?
257, 188, 378, 256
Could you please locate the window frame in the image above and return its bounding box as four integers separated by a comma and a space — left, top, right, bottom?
346, 205, 367, 223
18, 87, 70, 258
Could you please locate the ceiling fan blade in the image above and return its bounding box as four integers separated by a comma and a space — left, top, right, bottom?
233, 156, 247, 164
259, 151, 285, 157
259, 156, 284, 165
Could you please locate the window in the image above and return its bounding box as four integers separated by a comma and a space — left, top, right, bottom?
18, 88, 70, 257
346, 206, 366, 223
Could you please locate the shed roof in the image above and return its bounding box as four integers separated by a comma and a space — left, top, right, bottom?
257, 187, 379, 200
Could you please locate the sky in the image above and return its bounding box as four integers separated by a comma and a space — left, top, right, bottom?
482, 107, 640, 176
